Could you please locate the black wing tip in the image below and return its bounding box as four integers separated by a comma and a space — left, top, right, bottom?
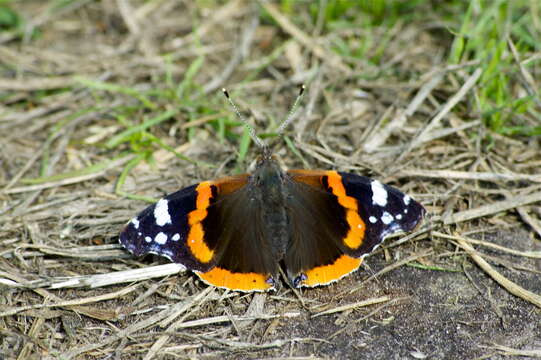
119, 224, 143, 256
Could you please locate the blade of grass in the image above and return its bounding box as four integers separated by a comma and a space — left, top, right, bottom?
21, 153, 131, 185
115, 153, 157, 202
75, 77, 157, 109
144, 132, 213, 168
176, 55, 205, 100
40, 107, 97, 177
448, 1, 473, 64
236, 126, 251, 169
106, 109, 179, 148
283, 135, 309, 168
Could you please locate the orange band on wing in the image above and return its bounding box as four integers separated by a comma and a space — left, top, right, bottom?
326, 171, 358, 210
195, 181, 213, 209
343, 210, 365, 248
302, 255, 362, 287
197, 267, 272, 291
325, 171, 366, 249
187, 182, 214, 263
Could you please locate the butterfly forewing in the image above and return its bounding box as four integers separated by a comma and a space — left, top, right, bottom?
119, 185, 207, 271
119, 175, 251, 273
338, 172, 425, 257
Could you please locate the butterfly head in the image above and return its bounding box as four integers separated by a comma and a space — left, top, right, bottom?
254, 152, 283, 188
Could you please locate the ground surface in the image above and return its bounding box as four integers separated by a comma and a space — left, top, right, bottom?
1, 1, 541, 359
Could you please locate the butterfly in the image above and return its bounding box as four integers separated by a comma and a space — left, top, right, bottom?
120, 87, 425, 292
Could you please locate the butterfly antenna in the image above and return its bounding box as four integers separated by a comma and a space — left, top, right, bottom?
277, 84, 305, 136
222, 88, 265, 150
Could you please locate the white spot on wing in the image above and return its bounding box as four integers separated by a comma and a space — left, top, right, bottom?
131, 218, 140, 229
154, 199, 172, 226
172, 233, 180, 241
369, 216, 377, 223
403, 195, 411, 205
396, 214, 403, 220
371, 180, 388, 207
144, 236, 152, 243
155, 232, 167, 245
381, 212, 394, 225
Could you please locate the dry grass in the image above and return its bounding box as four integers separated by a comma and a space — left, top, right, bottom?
1, 1, 540, 359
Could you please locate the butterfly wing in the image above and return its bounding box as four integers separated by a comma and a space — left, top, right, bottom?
120, 183, 203, 270
285, 170, 425, 288
119, 175, 249, 272
119, 174, 276, 292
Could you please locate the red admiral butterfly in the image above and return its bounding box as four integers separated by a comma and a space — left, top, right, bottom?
120, 86, 425, 292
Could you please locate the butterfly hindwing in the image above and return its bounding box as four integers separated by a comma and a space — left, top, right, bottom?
195, 183, 278, 291
283, 171, 356, 287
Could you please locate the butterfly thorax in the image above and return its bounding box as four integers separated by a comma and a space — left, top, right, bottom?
250, 156, 289, 260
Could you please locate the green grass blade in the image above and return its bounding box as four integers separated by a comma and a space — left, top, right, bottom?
115, 153, 157, 203
106, 109, 179, 148
75, 77, 157, 109
22, 154, 131, 185
237, 126, 251, 166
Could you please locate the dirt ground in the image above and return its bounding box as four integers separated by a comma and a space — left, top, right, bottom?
1, 1, 541, 359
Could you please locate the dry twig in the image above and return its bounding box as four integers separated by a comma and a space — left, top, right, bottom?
455, 235, 541, 309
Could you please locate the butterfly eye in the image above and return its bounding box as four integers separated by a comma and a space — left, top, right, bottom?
253, 173, 263, 186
